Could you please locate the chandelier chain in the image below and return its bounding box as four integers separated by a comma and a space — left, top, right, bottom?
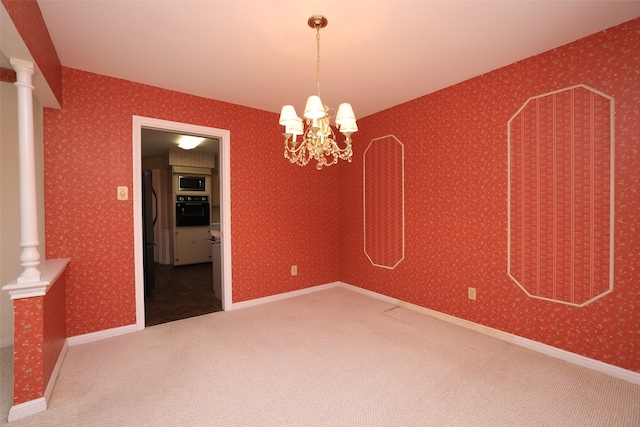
316, 26, 321, 98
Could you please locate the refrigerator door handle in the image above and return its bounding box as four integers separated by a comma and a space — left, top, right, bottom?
152, 187, 158, 226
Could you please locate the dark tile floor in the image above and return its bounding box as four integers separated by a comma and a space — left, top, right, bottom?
144, 262, 222, 327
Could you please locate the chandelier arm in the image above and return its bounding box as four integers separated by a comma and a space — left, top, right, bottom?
284, 139, 307, 155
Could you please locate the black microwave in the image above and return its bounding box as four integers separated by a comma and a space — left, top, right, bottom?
178, 175, 206, 192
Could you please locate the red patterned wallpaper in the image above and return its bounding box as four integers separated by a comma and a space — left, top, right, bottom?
44, 68, 342, 337
340, 18, 640, 372
508, 85, 613, 306
1, 66, 17, 83
16, 1, 636, 373
13, 297, 44, 403
1, 0, 62, 104
43, 270, 66, 391
363, 135, 405, 269
11, 272, 67, 406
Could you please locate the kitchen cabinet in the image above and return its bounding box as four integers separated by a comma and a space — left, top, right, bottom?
173, 226, 212, 266
212, 171, 220, 206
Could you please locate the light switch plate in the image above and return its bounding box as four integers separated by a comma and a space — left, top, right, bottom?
117, 186, 128, 200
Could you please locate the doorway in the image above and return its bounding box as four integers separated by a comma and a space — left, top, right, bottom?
144, 263, 222, 326
132, 116, 232, 331
141, 136, 217, 326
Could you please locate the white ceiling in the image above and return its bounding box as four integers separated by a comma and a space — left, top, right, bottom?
141, 128, 218, 158
33, 1, 639, 121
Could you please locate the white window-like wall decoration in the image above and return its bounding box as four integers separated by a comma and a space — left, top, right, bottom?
507, 84, 614, 307
363, 135, 405, 269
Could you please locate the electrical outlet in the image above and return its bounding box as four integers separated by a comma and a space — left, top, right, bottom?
117, 186, 128, 200
468, 287, 476, 300
291, 265, 298, 276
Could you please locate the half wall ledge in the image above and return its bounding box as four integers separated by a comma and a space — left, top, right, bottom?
3, 258, 70, 298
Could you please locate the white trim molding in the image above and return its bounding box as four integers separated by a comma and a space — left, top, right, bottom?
44, 340, 68, 406
363, 135, 405, 270
67, 324, 137, 347
2, 258, 69, 299
132, 116, 233, 330
507, 84, 615, 307
8, 339, 68, 421
7, 397, 46, 422
231, 282, 340, 311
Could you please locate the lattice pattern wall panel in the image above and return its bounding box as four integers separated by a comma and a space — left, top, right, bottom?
507, 85, 614, 306
363, 135, 405, 269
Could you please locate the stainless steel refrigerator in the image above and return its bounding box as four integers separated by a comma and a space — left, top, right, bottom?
142, 170, 158, 297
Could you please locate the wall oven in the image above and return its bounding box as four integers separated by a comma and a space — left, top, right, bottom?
176, 195, 210, 227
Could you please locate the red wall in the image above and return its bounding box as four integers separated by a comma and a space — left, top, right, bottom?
14, 0, 639, 373
43, 68, 343, 337
1, 0, 62, 105
12, 271, 67, 404
12, 297, 44, 403
43, 269, 66, 389
340, 18, 640, 372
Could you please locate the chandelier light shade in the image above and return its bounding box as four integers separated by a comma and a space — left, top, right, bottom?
280, 15, 357, 170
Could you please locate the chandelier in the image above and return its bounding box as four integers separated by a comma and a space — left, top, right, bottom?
279, 15, 358, 170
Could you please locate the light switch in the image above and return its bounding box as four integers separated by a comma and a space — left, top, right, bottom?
117, 186, 128, 200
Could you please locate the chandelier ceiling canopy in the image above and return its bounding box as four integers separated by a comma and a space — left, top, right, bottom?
279, 15, 357, 170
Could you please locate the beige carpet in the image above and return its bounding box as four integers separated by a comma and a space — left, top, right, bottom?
1, 287, 639, 426
0, 346, 12, 424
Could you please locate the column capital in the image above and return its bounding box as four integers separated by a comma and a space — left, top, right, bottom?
9, 58, 34, 72
10, 58, 35, 87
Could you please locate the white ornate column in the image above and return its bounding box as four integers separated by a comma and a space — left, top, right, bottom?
10, 58, 41, 284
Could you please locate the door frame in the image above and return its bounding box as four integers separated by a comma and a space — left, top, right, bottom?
132, 116, 232, 330
150, 168, 162, 263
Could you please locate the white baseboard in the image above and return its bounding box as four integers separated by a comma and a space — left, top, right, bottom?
67, 324, 137, 347
339, 283, 400, 305
337, 282, 640, 386
45, 340, 68, 402
7, 397, 46, 422
7, 325, 135, 421
0, 337, 13, 348
509, 335, 640, 385
230, 282, 341, 310
7, 339, 68, 421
